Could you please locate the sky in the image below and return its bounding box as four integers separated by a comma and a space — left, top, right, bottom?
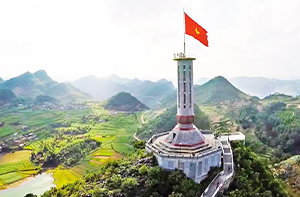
0, 0, 300, 84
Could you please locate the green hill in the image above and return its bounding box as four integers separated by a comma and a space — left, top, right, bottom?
0, 89, 16, 104
194, 76, 250, 105
0, 71, 90, 101
158, 76, 253, 109
104, 92, 149, 112
137, 103, 210, 140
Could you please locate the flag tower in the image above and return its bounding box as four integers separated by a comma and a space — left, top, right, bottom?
146, 13, 222, 183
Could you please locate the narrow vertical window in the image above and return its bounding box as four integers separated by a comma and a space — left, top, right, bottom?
183, 82, 186, 92
178, 65, 180, 80
189, 81, 192, 92
189, 93, 192, 108
184, 94, 186, 104
178, 92, 180, 108
183, 70, 186, 81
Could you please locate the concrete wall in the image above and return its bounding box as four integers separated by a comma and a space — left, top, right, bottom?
155, 150, 222, 183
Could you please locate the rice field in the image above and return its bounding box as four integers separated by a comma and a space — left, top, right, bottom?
50, 162, 97, 188
0, 151, 41, 187
0, 102, 144, 189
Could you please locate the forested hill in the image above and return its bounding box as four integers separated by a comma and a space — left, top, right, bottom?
0, 89, 16, 104
104, 92, 149, 112
71, 74, 175, 108
238, 95, 300, 155
0, 70, 90, 101
38, 142, 287, 197
158, 76, 254, 112
194, 76, 250, 105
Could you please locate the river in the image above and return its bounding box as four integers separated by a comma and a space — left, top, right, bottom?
0, 172, 55, 197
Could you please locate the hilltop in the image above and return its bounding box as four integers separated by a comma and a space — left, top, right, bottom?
197, 76, 300, 98
159, 76, 254, 112
104, 92, 149, 112
0, 77, 3, 83
0, 70, 90, 102
71, 75, 175, 108
194, 76, 251, 105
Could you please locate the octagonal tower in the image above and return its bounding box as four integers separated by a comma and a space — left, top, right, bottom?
146, 53, 222, 183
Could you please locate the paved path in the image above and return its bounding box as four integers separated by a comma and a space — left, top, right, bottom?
201, 139, 234, 197
133, 110, 149, 141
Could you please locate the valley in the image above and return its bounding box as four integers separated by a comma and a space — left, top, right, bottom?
0, 100, 143, 195
1, 71, 300, 196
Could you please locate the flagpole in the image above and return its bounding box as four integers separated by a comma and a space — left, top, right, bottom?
183, 8, 186, 56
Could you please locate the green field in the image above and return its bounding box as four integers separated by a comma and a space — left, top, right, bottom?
0, 102, 143, 189
0, 150, 41, 188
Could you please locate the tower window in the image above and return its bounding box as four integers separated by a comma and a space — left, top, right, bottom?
183, 70, 186, 81
178, 65, 180, 80
183, 82, 186, 92
178, 92, 180, 108
189, 70, 191, 82
184, 94, 186, 104
183, 65, 186, 70
189, 93, 192, 108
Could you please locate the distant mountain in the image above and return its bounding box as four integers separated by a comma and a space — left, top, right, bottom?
159, 76, 254, 111
197, 76, 300, 98
0, 77, 3, 83
103, 92, 149, 112
229, 77, 300, 98
0, 70, 90, 101
71, 75, 175, 108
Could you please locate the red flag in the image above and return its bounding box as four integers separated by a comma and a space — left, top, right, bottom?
185, 13, 208, 47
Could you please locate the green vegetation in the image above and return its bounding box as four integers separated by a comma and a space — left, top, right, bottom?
34, 95, 57, 105
137, 103, 210, 139
238, 101, 300, 155
0, 101, 143, 189
40, 147, 219, 197
273, 155, 300, 197
0, 89, 16, 104
221, 142, 288, 197
104, 92, 149, 111
31, 138, 100, 167
0, 151, 41, 188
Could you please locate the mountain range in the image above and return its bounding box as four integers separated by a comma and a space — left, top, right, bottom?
0, 70, 90, 103
197, 77, 300, 98
70, 74, 175, 108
